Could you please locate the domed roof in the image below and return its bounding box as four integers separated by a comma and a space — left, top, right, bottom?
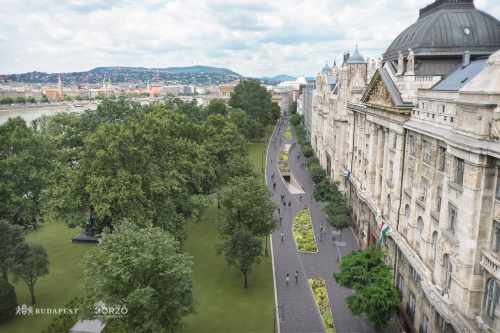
383, 0, 500, 61
347, 45, 367, 64
321, 63, 331, 74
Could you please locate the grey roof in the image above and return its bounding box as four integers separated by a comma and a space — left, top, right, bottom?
321, 64, 331, 74
70, 320, 106, 333
347, 46, 367, 64
432, 58, 487, 91
383, 0, 500, 61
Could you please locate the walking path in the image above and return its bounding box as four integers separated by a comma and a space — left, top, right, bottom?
267, 118, 383, 333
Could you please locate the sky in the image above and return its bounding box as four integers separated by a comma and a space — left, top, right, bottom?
0, 0, 499, 77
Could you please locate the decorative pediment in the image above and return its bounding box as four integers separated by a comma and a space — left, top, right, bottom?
362, 71, 394, 107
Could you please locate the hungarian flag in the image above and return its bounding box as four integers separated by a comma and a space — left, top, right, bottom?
378, 221, 391, 246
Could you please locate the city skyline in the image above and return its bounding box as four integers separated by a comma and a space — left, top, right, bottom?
1, 0, 499, 77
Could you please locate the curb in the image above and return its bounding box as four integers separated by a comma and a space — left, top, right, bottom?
266, 119, 281, 333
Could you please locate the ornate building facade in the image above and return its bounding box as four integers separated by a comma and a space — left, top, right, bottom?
310, 1, 500, 332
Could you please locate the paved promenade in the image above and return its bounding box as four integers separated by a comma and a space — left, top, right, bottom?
267, 118, 386, 333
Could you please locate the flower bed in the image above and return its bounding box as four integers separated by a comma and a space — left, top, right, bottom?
278, 150, 289, 174
285, 127, 293, 141
292, 209, 318, 253
309, 278, 336, 333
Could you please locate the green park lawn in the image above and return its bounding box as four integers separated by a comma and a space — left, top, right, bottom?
0, 223, 94, 333
181, 142, 274, 333
0, 143, 274, 333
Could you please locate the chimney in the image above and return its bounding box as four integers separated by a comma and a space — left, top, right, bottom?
463, 51, 471, 68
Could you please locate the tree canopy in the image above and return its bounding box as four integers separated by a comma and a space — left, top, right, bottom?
83, 223, 193, 333
334, 248, 399, 330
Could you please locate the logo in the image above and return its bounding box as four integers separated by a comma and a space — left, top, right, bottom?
94, 302, 128, 318
16, 304, 33, 316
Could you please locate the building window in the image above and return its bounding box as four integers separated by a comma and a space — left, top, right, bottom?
417, 217, 424, 255
392, 134, 397, 150
454, 158, 464, 186
496, 169, 500, 201
420, 316, 430, 333
438, 146, 446, 171
436, 185, 442, 213
484, 279, 500, 320
409, 135, 416, 156
407, 292, 416, 322
409, 264, 420, 283
386, 195, 391, 217
493, 222, 500, 253
396, 273, 405, 297
419, 178, 429, 203
443, 254, 453, 294
388, 161, 394, 184
448, 204, 457, 234
432, 231, 438, 263
423, 140, 432, 164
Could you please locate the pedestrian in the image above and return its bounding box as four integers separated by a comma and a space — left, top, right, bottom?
279, 216, 282, 226
283, 201, 286, 207
299, 194, 303, 202
319, 224, 325, 241
288, 201, 291, 207
273, 182, 276, 190
285, 273, 290, 286
278, 207, 280, 215
294, 270, 299, 284
280, 232, 285, 242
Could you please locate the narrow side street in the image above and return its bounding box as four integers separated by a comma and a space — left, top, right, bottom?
267, 118, 379, 333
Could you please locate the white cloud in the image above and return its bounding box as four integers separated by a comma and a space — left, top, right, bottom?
0, 0, 498, 76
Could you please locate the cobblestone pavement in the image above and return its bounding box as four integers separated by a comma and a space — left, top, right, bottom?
267, 118, 394, 333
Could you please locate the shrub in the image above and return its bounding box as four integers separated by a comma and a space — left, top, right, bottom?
313, 179, 335, 202
290, 113, 302, 127
302, 145, 314, 159
309, 164, 326, 184
0, 279, 17, 324
324, 199, 349, 229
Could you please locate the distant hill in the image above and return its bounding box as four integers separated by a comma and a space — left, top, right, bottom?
2, 66, 242, 85
260, 74, 296, 84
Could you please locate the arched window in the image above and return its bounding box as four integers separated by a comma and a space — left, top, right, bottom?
485, 279, 500, 320
432, 231, 438, 263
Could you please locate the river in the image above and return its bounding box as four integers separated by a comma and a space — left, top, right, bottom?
0, 103, 98, 125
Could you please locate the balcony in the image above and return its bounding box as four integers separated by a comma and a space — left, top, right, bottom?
480, 250, 500, 281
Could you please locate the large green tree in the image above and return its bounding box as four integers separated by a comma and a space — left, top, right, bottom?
229, 80, 273, 137
218, 228, 262, 288
12, 244, 49, 305
334, 248, 399, 330
0, 117, 53, 228
219, 176, 275, 238
0, 278, 17, 324
83, 223, 193, 333
0, 221, 25, 282
218, 176, 275, 286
